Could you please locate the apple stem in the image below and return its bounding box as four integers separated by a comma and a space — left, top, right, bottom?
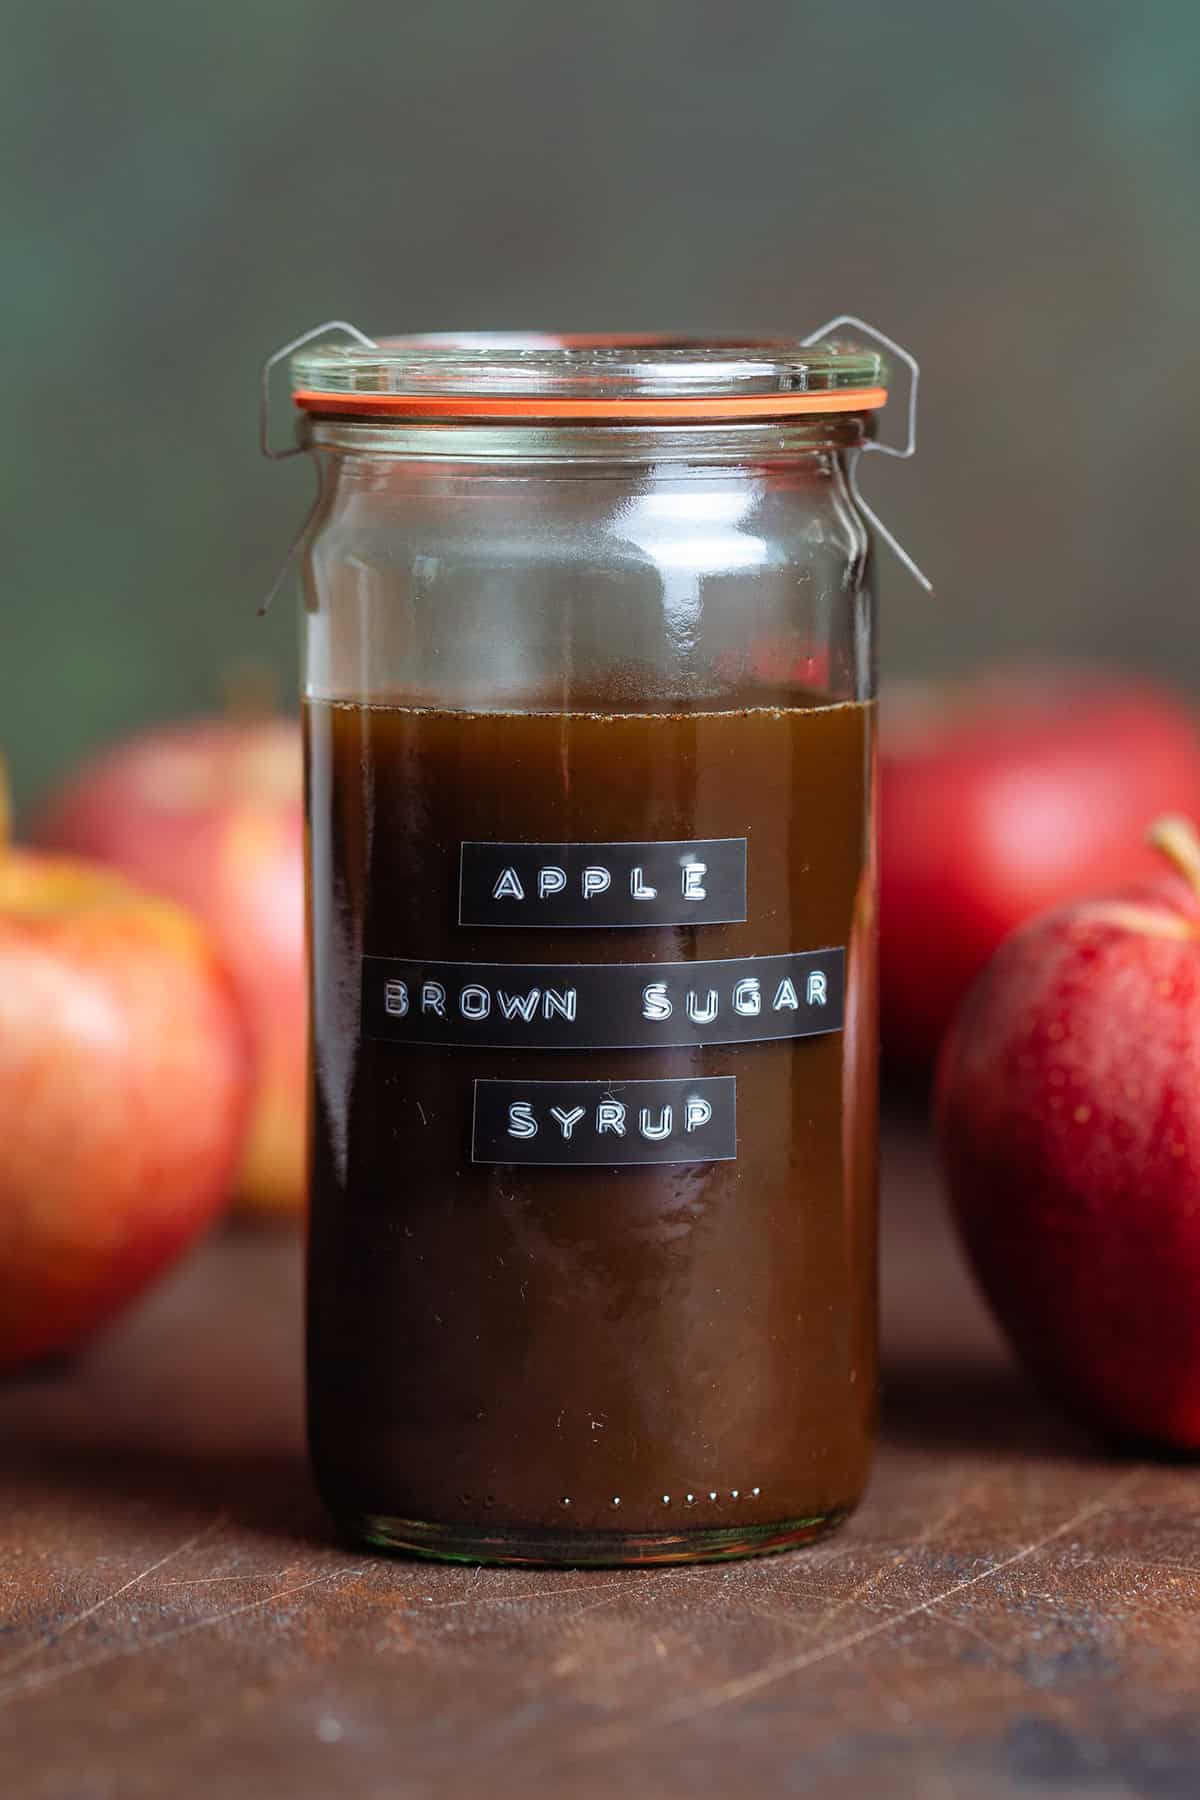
1147, 815, 1200, 898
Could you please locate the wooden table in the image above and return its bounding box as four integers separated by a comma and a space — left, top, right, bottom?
2, 1123, 1197, 1799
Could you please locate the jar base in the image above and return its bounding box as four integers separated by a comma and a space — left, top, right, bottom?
339, 1508, 852, 1567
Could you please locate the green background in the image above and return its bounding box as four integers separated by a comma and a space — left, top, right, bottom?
5, 0, 1198, 808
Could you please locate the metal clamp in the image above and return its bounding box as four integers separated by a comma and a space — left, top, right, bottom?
801, 314, 932, 592
259, 318, 377, 462
256, 319, 377, 613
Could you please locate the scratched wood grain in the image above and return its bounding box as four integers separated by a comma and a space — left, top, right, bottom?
1, 1122, 1198, 1800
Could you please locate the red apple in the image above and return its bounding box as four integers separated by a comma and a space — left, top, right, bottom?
882, 667, 1200, 1067
37, 717, 306, 1218
936, 816, 1200, 1448
0, 840, 249, 1370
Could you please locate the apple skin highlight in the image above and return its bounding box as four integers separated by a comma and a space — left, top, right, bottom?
936, 817, 1200, 1450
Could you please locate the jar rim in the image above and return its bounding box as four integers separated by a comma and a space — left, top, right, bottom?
291, 332, 888, 422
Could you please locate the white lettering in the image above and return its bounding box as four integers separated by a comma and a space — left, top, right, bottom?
542, 987, 577, 1022
596, 1101, 627, 1136
642, 982, 673, 1021
630, 866, 657, 899
506, 1102, 538, 1139
459, 984, 491, 1020
421, 981, 446, 1018
538, 866, 567, 898
581, 866, 612, 900
639, 1105, 673, 1141
733, 977, 761, 1016
497, 987, 541, 1022
681, 862, 707, 900
773, 978, 800, 1012
686, 988, 719, 1024
685, 1096, 713, 1133
384, 980, 409, 1017
807, 971, 828, 1005
492, 867, 525, 901
550, 1105, 586, 1140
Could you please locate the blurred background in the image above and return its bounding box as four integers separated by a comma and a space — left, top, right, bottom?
5, 0, 1199, 809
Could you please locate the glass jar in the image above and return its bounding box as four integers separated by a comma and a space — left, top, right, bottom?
293, 334, 883, 1565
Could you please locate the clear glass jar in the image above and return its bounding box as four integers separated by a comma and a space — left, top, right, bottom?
294, 335, 883, 1565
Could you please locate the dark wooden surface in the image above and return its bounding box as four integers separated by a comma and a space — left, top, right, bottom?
2, 1123, 1198, 1800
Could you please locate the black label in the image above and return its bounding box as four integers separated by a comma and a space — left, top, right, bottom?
362, 948, 844, 1050
472, 1076, 737, 1165
458, 839, 747, 929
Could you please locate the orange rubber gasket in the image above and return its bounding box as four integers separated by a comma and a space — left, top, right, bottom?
292, 386, 888, 421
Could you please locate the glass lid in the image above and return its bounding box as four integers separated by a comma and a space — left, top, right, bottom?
291, 333, 889, 421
